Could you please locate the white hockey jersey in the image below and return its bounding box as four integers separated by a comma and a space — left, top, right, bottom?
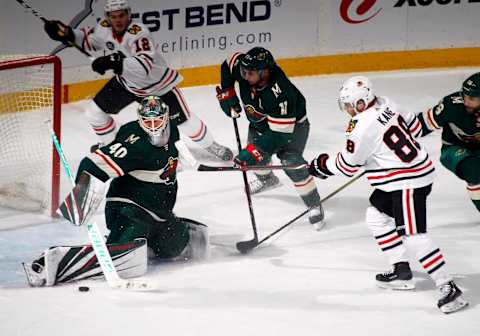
326, 96, 435, 192
73, 19, 182, 96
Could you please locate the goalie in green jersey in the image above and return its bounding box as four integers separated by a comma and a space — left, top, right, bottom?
23, 96, 208, 287
216, 47, 325, 228
417, 72, 480, 214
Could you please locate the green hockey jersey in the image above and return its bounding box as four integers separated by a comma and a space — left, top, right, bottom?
421, 92, 480, 149
77, 120, 180, 219
220, 52, 308, 154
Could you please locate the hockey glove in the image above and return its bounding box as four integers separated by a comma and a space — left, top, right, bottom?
308, 154, 334, 179
216, 86, 241, 118
234, 144, 264, 166
44, 20, 75, 46
91, 52, 125, 75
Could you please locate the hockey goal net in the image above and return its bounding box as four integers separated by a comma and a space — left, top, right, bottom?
0, 55, 61, 217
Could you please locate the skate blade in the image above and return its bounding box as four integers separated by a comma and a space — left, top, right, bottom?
440, 296, 469, 314
251, 182, 282, 195
376, 280, 415, 290
312, 220, 326, 231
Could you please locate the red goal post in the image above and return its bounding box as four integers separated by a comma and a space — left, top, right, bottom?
0, 55, 62, 217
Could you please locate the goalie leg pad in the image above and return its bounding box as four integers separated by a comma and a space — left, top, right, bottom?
23, 238, 147, 287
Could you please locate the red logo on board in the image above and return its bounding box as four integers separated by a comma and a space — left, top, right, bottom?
340, 0, 382, 24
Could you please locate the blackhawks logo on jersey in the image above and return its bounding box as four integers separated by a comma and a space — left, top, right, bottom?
100, 19, 111, 28
127, 24, 142, 35
346, 119, 358, 134
159, 157, 178, 185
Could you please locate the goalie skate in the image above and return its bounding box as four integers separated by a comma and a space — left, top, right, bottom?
437, 281, 469, 314
376, 262, 415, 290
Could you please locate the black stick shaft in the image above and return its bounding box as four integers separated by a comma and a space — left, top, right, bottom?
233, 117, 259, 241
198, 163, 306, 172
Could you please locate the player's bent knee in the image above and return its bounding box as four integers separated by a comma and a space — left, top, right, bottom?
366, 206, 394, 231
85, 100, 111, 124
458, 156, 480, 184
179, 218, 209, 260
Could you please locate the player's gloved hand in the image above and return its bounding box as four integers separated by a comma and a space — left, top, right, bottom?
234, 144, 264, 166
216, 86, 241, 118
44, 20, 75, 46
91, 51, 125, 75
308, 154, 333, 179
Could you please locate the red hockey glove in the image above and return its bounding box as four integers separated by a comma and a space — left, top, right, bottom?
234, 144, 264, 166
216, 86, 241, 118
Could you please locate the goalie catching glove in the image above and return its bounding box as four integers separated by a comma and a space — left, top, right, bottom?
91, 51, 125, 75
234, 143, 264, 166
43, 20, 75, 46
308, 153, 334, 179
216, 86, 241, 118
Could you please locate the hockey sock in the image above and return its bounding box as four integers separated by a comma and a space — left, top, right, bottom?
405, 234, 452, 286
85, 100, 117, 143
366, 206, 408, 265
178, 114, 214, 148
299, 184, 321, 208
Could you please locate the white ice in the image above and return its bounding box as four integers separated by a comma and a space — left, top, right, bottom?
1, 68, 479, 336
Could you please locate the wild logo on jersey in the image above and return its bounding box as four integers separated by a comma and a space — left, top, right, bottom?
159, 157, 178, 185
244, 104, 266, 122
450, 124, 480, 144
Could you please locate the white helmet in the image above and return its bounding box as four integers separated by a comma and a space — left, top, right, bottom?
104, 0, 130, 14
338, 76, 375, 116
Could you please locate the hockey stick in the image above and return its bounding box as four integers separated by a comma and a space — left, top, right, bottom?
236, 172, 364, 254
47, 120, 150, 290
49, 0, 95, 56
232, 117, 259, 250
15, 0, 94, 60
174, 141, 304, 173
198, 163, 307, 172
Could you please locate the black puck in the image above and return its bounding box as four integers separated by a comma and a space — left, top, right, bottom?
78, 286, 90, 292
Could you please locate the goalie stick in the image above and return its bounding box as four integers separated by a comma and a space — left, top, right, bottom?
236, 173, 365, 254
15, 0, 94, 60
47, 120, 152, 290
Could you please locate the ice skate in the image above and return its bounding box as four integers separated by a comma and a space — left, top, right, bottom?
376, 261, 415, 290
206, 141, 234, 161
437, 281, 469, 314
308, 205, 325, 231
249, 173, 281, 195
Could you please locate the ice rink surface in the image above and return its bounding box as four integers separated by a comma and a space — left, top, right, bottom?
1, 68, 479, 336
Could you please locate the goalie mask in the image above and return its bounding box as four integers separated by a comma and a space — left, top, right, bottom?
338, 76, 376, 117
137, 96, 170, 146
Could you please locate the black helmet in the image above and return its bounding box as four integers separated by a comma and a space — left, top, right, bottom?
240, 47, 275, 71
462, 72, 480, 97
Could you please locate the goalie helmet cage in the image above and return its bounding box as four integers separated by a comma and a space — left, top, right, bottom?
0, 55, 61, 217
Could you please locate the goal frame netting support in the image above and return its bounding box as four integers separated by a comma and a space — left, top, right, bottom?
0, 55, 62, 216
